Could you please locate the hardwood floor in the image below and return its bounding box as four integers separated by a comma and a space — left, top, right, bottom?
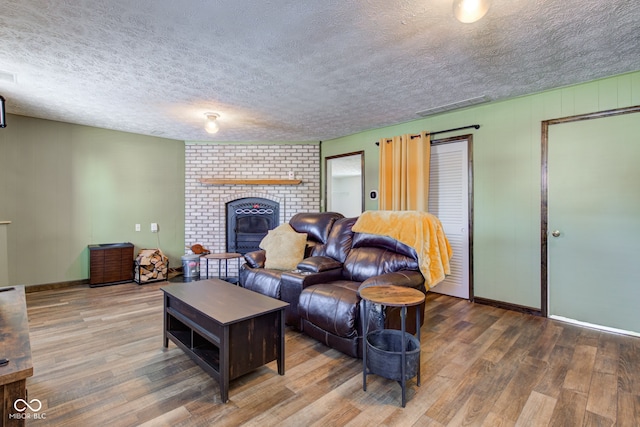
24, 282, 640, 426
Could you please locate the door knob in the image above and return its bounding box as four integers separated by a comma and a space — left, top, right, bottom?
551, 230, 561, 237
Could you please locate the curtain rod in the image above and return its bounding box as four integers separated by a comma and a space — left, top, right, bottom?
375, 124, 480, 145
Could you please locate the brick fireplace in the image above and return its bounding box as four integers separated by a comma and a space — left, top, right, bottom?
185, 143, 320, 277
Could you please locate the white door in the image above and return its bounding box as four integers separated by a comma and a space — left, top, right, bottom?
428, 139, 471, 299
547, 112, 640, 333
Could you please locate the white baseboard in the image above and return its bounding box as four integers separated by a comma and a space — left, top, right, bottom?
549, 315, 640, 338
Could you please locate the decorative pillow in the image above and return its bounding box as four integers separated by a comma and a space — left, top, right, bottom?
259, 223, 308, 270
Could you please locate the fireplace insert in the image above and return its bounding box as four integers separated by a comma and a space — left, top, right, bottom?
226, 198, 279, 254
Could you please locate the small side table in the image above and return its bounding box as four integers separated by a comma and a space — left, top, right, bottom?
202, 253, 243, 284
359, 285, 425, 407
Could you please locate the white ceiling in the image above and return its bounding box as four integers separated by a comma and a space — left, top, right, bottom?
0, 0, 639, 142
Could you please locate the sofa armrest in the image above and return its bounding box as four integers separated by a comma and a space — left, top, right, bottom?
358, 270, 425, 291
297, 256, 342, 273
243, 250, 266, 268
280, 268, 344, 328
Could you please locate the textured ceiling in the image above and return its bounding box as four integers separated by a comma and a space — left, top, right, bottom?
0, 0, 639, 142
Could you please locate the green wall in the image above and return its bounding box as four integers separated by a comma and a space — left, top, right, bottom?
0, 115, 185, 287
321, 70, 640, 309
2, 70, 639, 299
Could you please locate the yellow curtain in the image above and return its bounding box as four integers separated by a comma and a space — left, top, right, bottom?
379, 131, 430, 211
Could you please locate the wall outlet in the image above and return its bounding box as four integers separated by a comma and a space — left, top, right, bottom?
287, 170, 295, 180
135, 224, 141, 232
151, 223, 158, 232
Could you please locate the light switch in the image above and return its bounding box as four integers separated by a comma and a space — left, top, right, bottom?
135, 224, 141, 232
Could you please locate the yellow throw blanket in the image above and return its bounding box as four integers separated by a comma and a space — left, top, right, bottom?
352, 211, 452, 288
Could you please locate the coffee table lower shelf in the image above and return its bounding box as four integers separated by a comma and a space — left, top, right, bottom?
165, 308, 222, 378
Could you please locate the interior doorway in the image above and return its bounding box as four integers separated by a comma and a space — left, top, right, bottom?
325, 151, 364, 217
542, 106, 640, 334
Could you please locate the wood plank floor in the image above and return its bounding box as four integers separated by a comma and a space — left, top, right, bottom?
23, 282, 640, 426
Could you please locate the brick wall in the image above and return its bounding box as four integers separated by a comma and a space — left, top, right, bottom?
185, 143, 320, 277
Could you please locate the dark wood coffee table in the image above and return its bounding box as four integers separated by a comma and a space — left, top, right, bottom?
161, 279, 288, 402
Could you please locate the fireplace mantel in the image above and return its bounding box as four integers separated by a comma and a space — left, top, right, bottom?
199, 178, 302, 185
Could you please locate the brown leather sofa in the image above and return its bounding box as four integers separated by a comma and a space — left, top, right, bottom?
297, 230, 426, 358
239, 212, 426, 358
280, 216, 357, 328
240, 212, 345, 323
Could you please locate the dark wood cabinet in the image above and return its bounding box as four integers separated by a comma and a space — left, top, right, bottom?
88, 243, 134, 287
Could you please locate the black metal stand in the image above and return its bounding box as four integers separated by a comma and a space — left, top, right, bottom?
134, 259, 169, 284
361, 298, 421, 407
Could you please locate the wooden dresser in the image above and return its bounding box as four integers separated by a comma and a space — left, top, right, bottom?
0, 286, 34, 426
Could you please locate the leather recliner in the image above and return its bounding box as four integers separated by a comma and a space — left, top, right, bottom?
240, 212, 427, 358
296, 231, 426, 358
239, 211, 345, 324
279, 216, 357, 328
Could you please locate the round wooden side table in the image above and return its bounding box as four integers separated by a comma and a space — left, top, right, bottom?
359, 284, 425, 407
202, 252, 243, 284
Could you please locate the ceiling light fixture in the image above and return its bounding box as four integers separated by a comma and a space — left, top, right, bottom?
453, 0, 490, 23
204, 113, 220, 134
0, 96, 6, 128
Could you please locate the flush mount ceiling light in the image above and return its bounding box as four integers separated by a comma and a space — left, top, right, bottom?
453, 0, 490, 23
204, 112, 220, 134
